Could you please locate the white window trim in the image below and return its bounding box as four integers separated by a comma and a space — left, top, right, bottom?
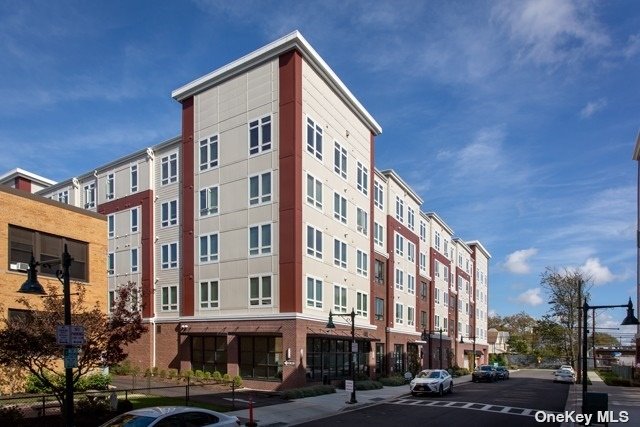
131, 248, 139, 273
333, 140, 347, 180
306, 275, 323, 309
199, 279, 220, 310
199, 185, 219, 217
248, 170, 272, 206
248, 222, 272, 257
356, 291, 368, 317
130, 164, 138, 193
248, 114, 272, 156
249, 274, 273, 307
356, 249, 368, 277
305, 172, 323, 211
161, 153, 179, 185
161, 285, 179, 312
306, 224, 323, 260
199, 134, 219, 171
333, 283, 348, 313
333, 192, 347, 224
306, 115, 323, 162
199, 232, 219, 264
161, 242, 179, 269
161, 199, 178, 228
130, 208, 139, 233
333, 238, 347, 269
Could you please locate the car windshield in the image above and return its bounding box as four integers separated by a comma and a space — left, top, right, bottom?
100, 414, 156, 427
480, 366, 492, 371
417, 371, 441, 379
497, 367, 505, 371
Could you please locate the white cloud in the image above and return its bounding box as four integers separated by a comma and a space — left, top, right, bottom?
579, 257, 615, 285
623, 33, 640, 59
516, 288, 544, 306
579, 99, 607, 118
505, 248, 538, 274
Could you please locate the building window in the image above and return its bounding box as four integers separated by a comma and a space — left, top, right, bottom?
356, 161, 368, 196
375, 297, 384, 320
356, 291, 368, 317
333, 284, 347, 313
421, 311, 428, 328
249, 116, 272, 155
395, 303, 404, 324
306, 117, 323, 160
394, 344, 405, 373
444, 292, 449, 308
130, 164, 138, 193
249, 223, 272, 256
374, 260, 385, 284
131, 248, 138, 273
57, 190, 69, 204
395, 196, 403, 222
200, 233, 219, 263
407, 306, 415, 326
420, 221, 426, 242
199, 135, 219, 171
374, 222, 384, 247
374, 181, 384, 210
191, 336, 227, 374
108, 291, 115, 312
435, 288, 440, 304
161, 285, 178, 311
306, 276, 323, 309
306, 173, 323, 209
108, 252, 115, 275
420, 253, 426, 272
334, 141, 347, 179
356, 207, 368, 235
407, 241, 415, 263
108, 215, 115, 239
435, 314, 440, 329
407, 274, 415, 295
249, 171, 272, 206
435, 231, 441, 251
239, 336, 281, 380
131, 208, 139, 233
161, 200, 178, 227
356, 249, 368, 277
395, 268, 404, 291
395, 233, 404, 257
407, 207, 415, 230
106, 173, 115, 200
249, 275, 272, 306
199, 186, 219, 217
161, 153, 178, 184
333, 192, 347, 224
306, 225, 323, 259
333, 238, 347, 269
84, 183, 95, 208
420, 281, 428, 300
161, 242, 178, 269
199, 280, 219, 309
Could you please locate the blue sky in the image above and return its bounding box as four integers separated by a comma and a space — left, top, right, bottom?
2, 0, 639, 338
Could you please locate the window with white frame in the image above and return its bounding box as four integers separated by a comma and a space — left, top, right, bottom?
457, 276, 462, 290
131, 248, 138, 273
374, 181, 384, 210
161, 200, 178, 227
444, 240, 449, 256
458, 254, 463, 267
161, 153, 178, 184
458, 297, 463, 312
107, 252, 115, 275
200, 280, 219, 309
249, 275, 272, 306
444, 317, 448, 332
407, 207, 415, 230
420, 253, 426, 272
443, 265, 449, 284
435, 314, 440, 328
333, 141, 347, 179
443, 292, 449, 307
356, 291, 368, 317
356, 207, 368, 235
407, 274, 415, 295
130, 164, 138, 193
419, 221, 426, 242
199, 233, 219, 263
199, 135, 218, 171
435, 288, 440, 304
57, 190, 69, 204
356, 161, 368, 195
334, 284, 347, 313
161, 243, 178, 269
407, 306, 415, 326
84, 183, 95, 208
466, 324, 470, 335
108, 291, 115, 312
458, 321, 462, 334
249, 171, 272, 206
199, 186, 219, 216
407, 241, 415, 262
465, 302, 469, 315
434, 260, 440, 277
356, 249, 368, 277
131, 208, 139, 233
395, 233, 404, 257
249, 116, 271, 155
306, 225, 323, 259
375, 297, 384, 320
106, 173, 115, 200
333, 238, 347, 268
306, 276, 323, 308
395, 196, 404, 222
395, 268, 404, 291
395, 303, 404, 324
306, 117, 322, 160
108, 215, 115, 238
420, 281, 428, 300
435, 231, 441, 251
249, 223, 272, 256
306, 173, 323, 209
333, 192, 347, 223
374, 222, 384, 247
161, 285, 178, 311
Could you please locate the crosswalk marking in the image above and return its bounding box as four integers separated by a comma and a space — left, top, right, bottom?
390, 398, 560, 418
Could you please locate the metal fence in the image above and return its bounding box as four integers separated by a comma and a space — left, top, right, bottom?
611, 364, 635, 380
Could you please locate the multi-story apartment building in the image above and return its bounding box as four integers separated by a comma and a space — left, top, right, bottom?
5, 31, 490, 389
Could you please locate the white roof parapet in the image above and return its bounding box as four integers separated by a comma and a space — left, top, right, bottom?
0, 168, 56, 187
424, 211, 454, 236
171, 30, 382, 136
379, 169, 423, 205
467, 240, 492, 259
453, 237, 472, 254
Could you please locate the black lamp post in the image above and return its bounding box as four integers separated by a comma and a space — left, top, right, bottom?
581, 299, 639, 412
18, 245, 74, 427
326, 308, 357, 404
459, 335, 477, 370
421, 328, 443, 369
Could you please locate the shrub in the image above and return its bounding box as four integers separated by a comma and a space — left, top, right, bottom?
379, 375, 406, 387
0, 405, 24, 423
182, 370, 193, 380
75, 396, 110, 417
203, 371, 212, 380
231, 375, 243, 388
143, 368, 152, 378
167, 369, 178, 379
194, 370, 204, 380
212, 371, 222, 382
355, 380, 383, 390
281, 385, 336, 400
152, 366, 159, 376
25, 373, 64, 393
222, 373, 231, 383
76, 373, 111, 391
110, 359, 133, 376
159, 370, 167, 379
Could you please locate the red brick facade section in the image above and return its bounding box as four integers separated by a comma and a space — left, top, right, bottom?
98, 190, 154, 318
278, 50, 303, 313
180, 97, 195, 316
430, 248, 450, 332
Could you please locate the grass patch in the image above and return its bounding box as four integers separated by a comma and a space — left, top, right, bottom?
125, 395, 230, 412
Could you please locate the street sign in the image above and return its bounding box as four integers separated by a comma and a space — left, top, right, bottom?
64, 347, 78, 369
70, 325, 85, 346
351, 342, 358, 352
345, 380, 354, 393
56, 326, 70, 345
56, 325, 85, 346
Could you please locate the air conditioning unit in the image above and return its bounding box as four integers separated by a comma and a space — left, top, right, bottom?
10, 262, 30, 272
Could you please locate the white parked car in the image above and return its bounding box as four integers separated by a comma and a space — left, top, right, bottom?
560, 365, 576, 375
409, 369, 453, 396
554, 368, 576, 384
98, 406, 241, 427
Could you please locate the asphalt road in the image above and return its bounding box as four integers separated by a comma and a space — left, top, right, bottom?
296, 369, 569, 427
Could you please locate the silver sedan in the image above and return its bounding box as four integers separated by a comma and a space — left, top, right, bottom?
410, 369, 453, 396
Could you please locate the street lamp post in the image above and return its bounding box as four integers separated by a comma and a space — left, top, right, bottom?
18, 245, 74, 427
421, 328, 444, 369
459, 335, 477, 370
327, 308, 357, 404
581, 299, 639, 412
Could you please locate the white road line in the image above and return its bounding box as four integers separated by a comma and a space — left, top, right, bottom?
391, 399, 560, 418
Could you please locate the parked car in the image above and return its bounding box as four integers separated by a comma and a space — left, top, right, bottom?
495, 366, 510, 380
98, 406, 241, 427
554, 368, 576, 384
409, 369, 453, 396
472, 365, 497, 383
559, 365, 576, 375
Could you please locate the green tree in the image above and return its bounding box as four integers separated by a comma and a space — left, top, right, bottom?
532, 316, 565, 358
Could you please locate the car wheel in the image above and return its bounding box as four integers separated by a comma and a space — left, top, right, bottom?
438, 385, 444, 397
448, 382, 453, 394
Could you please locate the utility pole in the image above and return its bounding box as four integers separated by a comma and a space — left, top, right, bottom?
576, 278, 582, 384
